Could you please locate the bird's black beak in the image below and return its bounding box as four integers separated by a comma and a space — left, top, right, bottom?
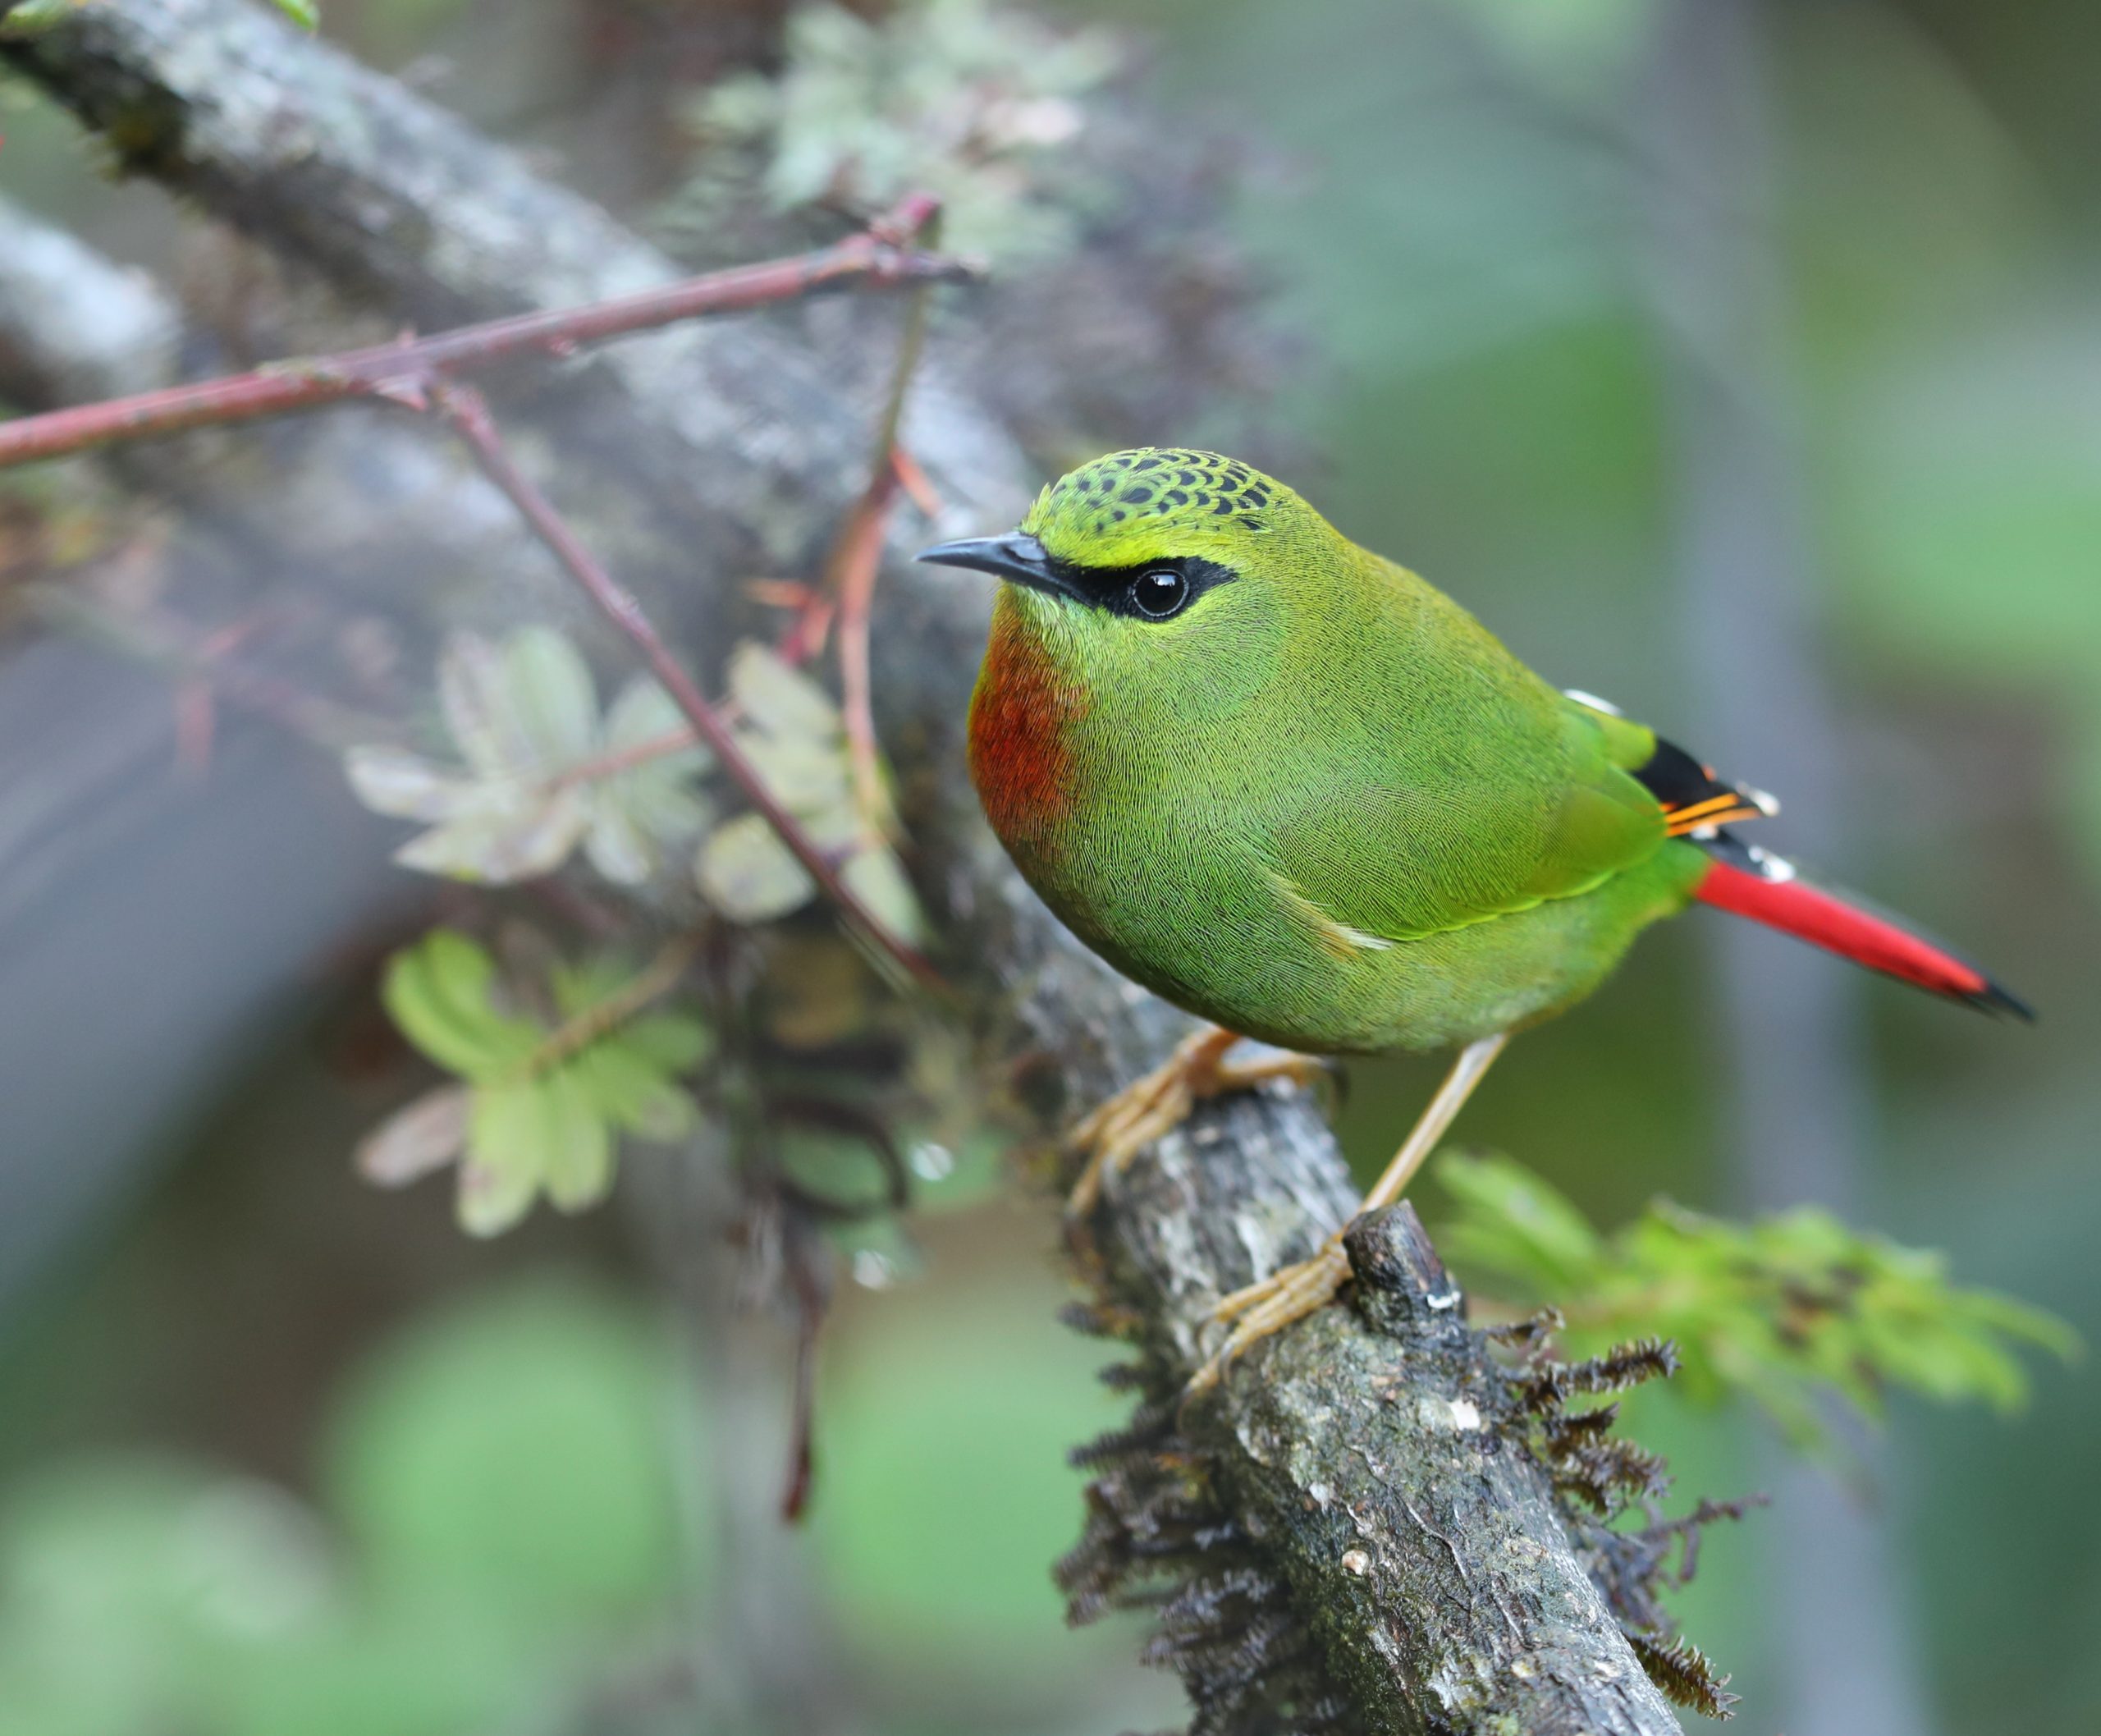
916, 532, 1071, 600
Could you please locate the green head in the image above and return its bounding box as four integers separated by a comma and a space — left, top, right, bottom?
1023, 447, 1291, 563
918, 448, 1349, 706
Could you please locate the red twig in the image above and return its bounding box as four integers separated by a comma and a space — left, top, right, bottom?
785, 227, 939, 836
0, 195, 973, 471
890, 446, 942, 519
433, 381, 943, 991
833, 471, 903, 838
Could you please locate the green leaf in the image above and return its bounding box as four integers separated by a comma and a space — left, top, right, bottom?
391, 786, 592, 883
380, 932, 538, 1081
585, 685, 712, 884
619, 1010, 713, 1074
840, 845, 927, 946
728, 639, 840, 741
600, 676, 711, 783
368, 935, 710, 1234
351, 636, 713, 888
662, 0, 1117, 262
542, 955, 624, 1020
584, 680, 714, 882
536, 1068, 614, 1213
1435, 1152, 2080, 1452
460, 1080, 552, 1237
579, 798, 654, 886
500, 627, 597, 771
696, 812, 817, 921
737, 730, 855, 831
574, 1045, 697, 1143
1434, 1152, 1605, 1295
436, 634, 529, 782
272, 0, 319, 27
341, 746, 474, 823
624, 1081, 698, 1143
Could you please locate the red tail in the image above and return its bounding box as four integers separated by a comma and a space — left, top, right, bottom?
1694, 857, 2032, 1019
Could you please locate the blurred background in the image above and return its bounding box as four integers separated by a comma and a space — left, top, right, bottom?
1, 1, 2097, 1733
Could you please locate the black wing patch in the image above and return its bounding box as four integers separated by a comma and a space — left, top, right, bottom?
1633, 735, 1779, 838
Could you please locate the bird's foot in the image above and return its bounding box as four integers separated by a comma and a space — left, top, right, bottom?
1186, 1238, 1354, 1398
1064, 1028, 1325, 1219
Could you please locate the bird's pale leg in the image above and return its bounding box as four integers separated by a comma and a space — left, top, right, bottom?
1192, 1032, 1511, 1393
1065, 1027, 1325, 1218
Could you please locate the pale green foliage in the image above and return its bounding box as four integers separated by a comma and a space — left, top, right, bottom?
360, 931, 709, 1236
668, 0, 1119, 260
342, 627, 923, 941
343, 627, 712, 886
1436, 1152, 2078, 1450
696, 640, 925, 941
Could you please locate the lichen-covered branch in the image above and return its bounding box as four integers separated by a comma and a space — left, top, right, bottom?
7, 3, 1694, 1729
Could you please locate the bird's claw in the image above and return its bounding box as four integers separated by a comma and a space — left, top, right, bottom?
1184, 1238, 1354, 1398
1064, 1030, 1325, 1219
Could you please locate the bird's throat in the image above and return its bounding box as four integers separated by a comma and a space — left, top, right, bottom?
968, 602, 1087, 858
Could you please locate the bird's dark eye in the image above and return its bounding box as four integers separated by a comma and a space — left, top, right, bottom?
1131, 568, 1191, 620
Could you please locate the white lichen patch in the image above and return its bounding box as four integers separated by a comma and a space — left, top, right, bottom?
1418, 1393, 1484, 1431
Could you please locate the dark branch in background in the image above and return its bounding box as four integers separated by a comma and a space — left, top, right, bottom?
5, 2, 1721, 1729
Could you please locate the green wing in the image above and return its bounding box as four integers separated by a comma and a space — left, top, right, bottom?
1261, 689, 1672, 945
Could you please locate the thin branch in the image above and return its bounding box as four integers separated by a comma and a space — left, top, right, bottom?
831, 474, 903, 840
547, 724, 701, 791
783, 229, 941, 839
843, 270, 938, 841
0, 195, 975, 471
26, 584, 393, 750
432, 380, 944, 992
514, 932, 700, 1079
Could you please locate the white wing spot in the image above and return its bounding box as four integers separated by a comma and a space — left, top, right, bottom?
1266, 871, 1395, 961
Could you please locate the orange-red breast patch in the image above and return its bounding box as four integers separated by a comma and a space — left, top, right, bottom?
968, 608, 1086, 857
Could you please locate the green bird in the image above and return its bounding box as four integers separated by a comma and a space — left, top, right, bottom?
920, 447, 2028, 1389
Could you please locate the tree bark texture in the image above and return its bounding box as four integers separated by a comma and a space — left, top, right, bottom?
4, 4, 1691, 1730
